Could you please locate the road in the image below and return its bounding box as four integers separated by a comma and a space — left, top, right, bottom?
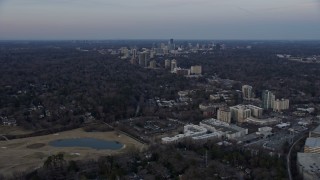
101, 121, 146, 145
0, 135, 9, 141
287, 133, 307, 180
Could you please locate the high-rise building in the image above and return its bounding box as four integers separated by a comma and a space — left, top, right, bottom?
149, 60, 156, 69
169, 38, 174, 45
132, 49, 137, 59
165, 59, 171, 69
190, 65, 202, 75
168, 39, 175, 50
138, 53, 145, 66
242, 85, 253, 100
217, 107, 231, 124
230, 105, 252, 123
171, 59, 177, 72
248, 105, 263, 118
130, 58, 137, 65
262, 90, 275, 109
273, 99, 289, 112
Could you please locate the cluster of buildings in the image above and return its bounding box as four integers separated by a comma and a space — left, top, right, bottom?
161, 118, 248, 144
277, 54, 320, 64
262, 90, 289, 112
242, 85, 290, 112
0, 117, 17, 126
117, 39, 226, 59
105, 39, 211, 74
199, 85, 290, 126
297, 125, 320, 180
169, 59, 202, 76
241, 85, 290, 112
201, 82, 293, 129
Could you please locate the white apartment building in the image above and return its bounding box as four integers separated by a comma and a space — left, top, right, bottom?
273, 99, 289, 112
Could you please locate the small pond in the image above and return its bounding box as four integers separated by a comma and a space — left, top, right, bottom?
49, 138, 123, 150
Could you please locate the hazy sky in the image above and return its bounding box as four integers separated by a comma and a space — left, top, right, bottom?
0, 0, 319, 40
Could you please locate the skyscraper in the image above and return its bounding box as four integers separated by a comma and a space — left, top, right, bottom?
165, 59, 171, 69
168, 39, 175, 50
171, 59, 177, 72
262, 90, 275, 109
242, 85, 253, 100
138, 53, 145, 66
169, 38, 174, 45
149, 60, 156, 69
132, 49, 137, 59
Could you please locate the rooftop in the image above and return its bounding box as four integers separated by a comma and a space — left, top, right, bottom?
305, 138, 320, 148
297, 153, 320, 179
200, 118, 247, 134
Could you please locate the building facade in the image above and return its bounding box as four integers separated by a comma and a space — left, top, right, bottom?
262, 90, 275, 109
230, 105, 252, 123
242, 85, 253, 100
273, 99, 290, 112
171, 59, 177, 72
190, 65, 202, 75
217, 107, 231, 124
165, 59, 171, 69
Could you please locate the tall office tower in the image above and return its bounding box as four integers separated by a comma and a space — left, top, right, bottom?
242, 85, 253, 100
262, 90, 275, 109
217, 107, 231, 124
149, 60, 156, 69
165, 59, 171, 69
168, 38, 175, 50
132, 49, 137, 59
144, 52, 150, 67
138, 53, 145, 66
169, 38, 174, 45
190, 65, 202, 75
171, 59, 177, 72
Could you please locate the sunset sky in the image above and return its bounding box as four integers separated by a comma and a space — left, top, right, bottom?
0, 0, 319, 40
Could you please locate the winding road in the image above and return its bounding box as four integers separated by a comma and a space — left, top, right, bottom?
287, 134, 307, 180
0, 135, 9, 141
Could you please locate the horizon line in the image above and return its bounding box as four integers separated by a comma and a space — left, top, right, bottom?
0, 39, 320, 42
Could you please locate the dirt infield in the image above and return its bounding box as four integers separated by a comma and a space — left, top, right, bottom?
0, 128, 146, 176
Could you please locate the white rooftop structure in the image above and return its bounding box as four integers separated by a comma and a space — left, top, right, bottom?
246, 117, 280, 125
199, 118, 248, 139
192, 132, 222, 140
276, 122, 290, 128
161, 124, 207, 143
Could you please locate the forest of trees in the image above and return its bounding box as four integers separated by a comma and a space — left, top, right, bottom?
9, 140, 287, 180
0, 43, 189, 130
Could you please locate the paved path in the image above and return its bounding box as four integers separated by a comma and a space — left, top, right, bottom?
0, 135, 9, 141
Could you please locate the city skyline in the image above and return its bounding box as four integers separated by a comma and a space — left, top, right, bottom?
0, 0, 319, 40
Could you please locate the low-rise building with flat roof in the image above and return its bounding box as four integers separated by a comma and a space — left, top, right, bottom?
310, 125, 320, 138
246, 117, 280, 125
304, 137, 320, 154
200, 118, 248, 139
297, 153, 320, 180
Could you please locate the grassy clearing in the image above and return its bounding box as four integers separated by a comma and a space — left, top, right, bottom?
0, 128, 146, 177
